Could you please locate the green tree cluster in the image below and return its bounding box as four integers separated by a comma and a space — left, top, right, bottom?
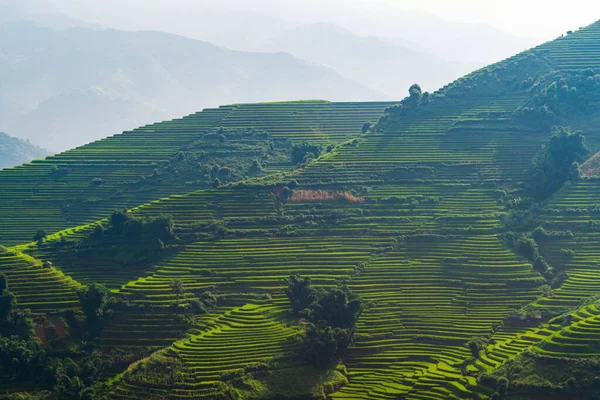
291, 142, 322, 165
285, 274, 363, 366
76, 283, 109, 338
381, 83, 430, 123
531, 126, 589, 200
0, 273, 16, 322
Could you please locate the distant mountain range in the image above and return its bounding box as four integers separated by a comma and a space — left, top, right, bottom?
0, 132, 49, 169
83, 1, 539, 66
0, 22, 381, 151
0, 0, 543, 153
261, 22, 480, 97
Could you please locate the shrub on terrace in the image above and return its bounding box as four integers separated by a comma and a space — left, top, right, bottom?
77, 211, 177, 267
467, 337, 487, 358
292, 142, 321, 165
249, 159, 262, 173
33, 229, 47, 243
533, 256, 552, 275
189, 291, 217, 315
361, 122, 373, 134
501, 232, 539, 260
560, 248, 576, 257
92, 224, 104, 238
282, 186, 292, 201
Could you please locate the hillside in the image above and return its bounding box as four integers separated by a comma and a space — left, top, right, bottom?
0, 21, 380, 151
0, 132, 49, 169
2, 18, 600, 400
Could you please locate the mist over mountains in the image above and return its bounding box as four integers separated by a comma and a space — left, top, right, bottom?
0, 132, 48, 169
0, 22, 380, 151
1, 0, 542, 153
260, 22, 480, 98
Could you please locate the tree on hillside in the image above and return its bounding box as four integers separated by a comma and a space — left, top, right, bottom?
291, 142, 322, 165
285, 274, 364, 366
303, 321, 351, 366
92, 224, 105, 238
381, 83, 427, 125
33, 229, 47, 242
408, 83, 423, 107
0, 274, 34, 340
307, 286, 363, 330
0, 273, 16, 322
77, 283, 109, 331
467, 337, 487, 359
531, 126, 590, 199
285, 274, 316, 313
110, 210, 129, 233
0, 292, 15, 323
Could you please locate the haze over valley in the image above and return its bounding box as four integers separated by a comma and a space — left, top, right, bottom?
1, 0, 550, 153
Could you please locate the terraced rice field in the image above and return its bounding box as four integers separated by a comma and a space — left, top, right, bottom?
333, 235, 540, 399
535, 22, 600, 70
535, 304, 600, 357
111, 303, 298, 399
533, 181, 600, 311
7, 20, 600, 399
121, 237, 395, 306
218, 102, 394, 144
0, 102, 393, 247
477, 327, 551, 372
0, 249, 79, 312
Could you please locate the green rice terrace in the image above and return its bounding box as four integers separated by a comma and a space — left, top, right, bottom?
3, 19, 600, 400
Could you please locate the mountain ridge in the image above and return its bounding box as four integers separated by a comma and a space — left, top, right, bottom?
0, 21, 383, 151
0, 131, 49, 169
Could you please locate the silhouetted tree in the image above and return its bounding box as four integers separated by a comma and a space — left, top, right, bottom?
408, 83, 423, 106
0, 275, 16, 322
77, 284, 109, 327
285, 274, 316, 313
33, 229, 47, 242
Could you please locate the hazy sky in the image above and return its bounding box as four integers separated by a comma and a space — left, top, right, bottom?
389, 0, 600, 39
50, 0, 600, 40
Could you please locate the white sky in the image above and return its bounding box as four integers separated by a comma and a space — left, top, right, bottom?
49, 0, 600, 40
385, 0, 600, 39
